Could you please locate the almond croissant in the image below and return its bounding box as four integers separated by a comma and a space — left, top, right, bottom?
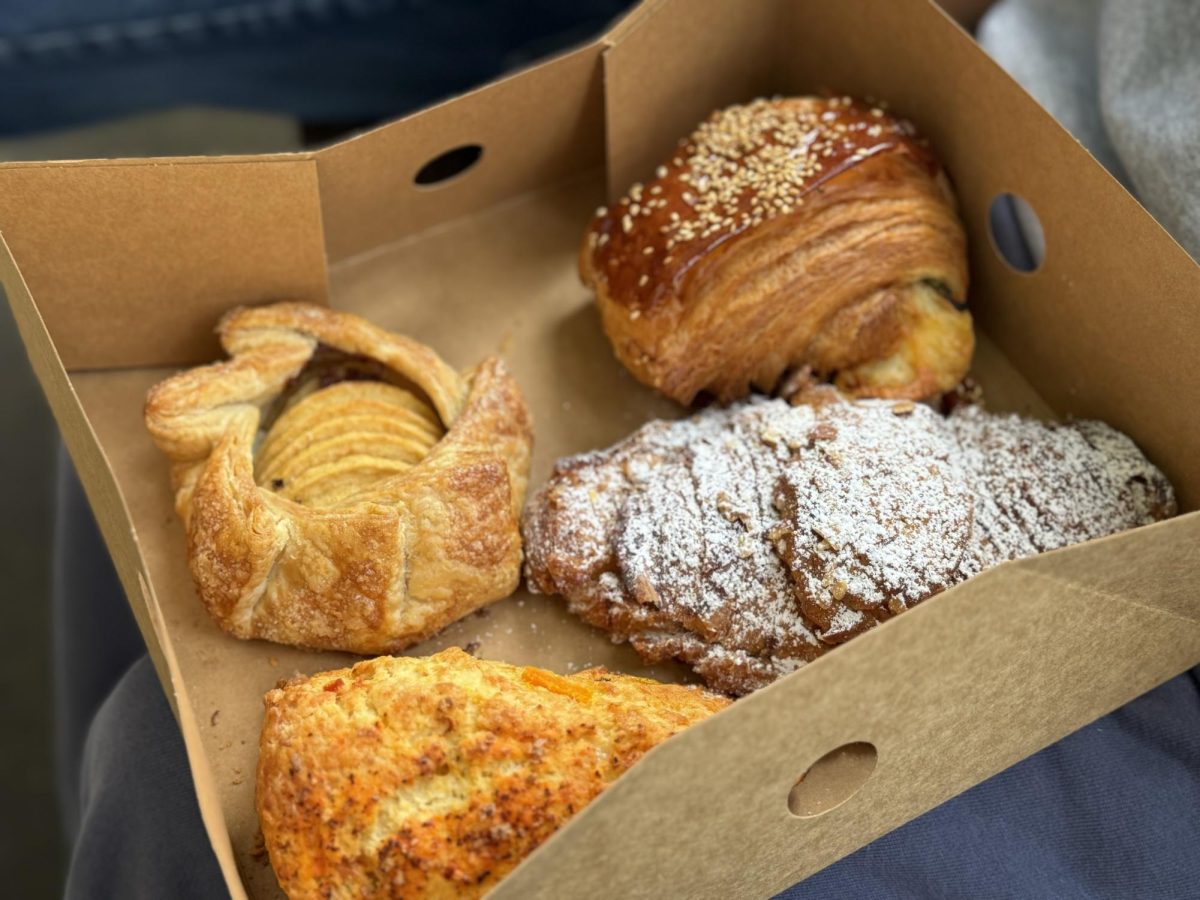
523, 389, 1175, 695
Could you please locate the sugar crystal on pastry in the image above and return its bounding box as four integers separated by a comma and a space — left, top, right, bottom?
523, 388, 1175, 695
581, 96, 973, 405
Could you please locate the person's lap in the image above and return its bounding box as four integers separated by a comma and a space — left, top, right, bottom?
44, 0, 1200, 896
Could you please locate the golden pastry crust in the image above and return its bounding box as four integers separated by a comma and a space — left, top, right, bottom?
256, 647, 729, 899
581, 96, 972, 404
144, 303, 532, 654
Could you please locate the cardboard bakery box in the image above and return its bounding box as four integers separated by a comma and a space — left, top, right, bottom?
3, 0, 1199, 896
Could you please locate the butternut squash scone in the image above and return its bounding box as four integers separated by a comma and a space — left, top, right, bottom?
257, 648, 729, 899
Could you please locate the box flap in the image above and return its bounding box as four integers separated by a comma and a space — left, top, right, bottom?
0, 156, 329, 370
493, 534, 1200, 899
317, 43, 606, 263
0, 230, 176, 687
601, 0, 781, 198
138, 572, 249, 900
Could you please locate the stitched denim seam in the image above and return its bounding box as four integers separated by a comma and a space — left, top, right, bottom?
0, 0, 403, 65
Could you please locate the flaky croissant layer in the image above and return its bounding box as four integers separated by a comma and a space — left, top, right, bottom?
144, 302, 533, 655
582, 96, 973, 404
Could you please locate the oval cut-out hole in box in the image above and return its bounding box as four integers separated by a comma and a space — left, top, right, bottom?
787, 742, 877, 818
414, 144, 483, 188
988, 192, 1045, 273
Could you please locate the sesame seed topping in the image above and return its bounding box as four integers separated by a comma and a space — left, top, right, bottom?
594, 96, 928, 304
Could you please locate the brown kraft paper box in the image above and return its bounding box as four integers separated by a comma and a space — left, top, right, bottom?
2, 0, 1199, 897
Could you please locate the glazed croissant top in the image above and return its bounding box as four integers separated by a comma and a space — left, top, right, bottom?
581, 96, 972, 404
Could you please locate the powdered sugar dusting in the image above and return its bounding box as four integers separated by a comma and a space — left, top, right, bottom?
523, 390, 1175, 695
772, 399, 972, 643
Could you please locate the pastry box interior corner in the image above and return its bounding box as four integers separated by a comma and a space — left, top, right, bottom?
3, 0, 1198, 897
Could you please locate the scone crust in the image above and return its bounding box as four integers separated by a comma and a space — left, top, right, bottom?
256, 647, 728, 899
144, 302, 533, 654
581, 96, 972, 404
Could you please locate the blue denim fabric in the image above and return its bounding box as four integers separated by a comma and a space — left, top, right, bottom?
778, 669, 1200, 899
0, 1, 629, 134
